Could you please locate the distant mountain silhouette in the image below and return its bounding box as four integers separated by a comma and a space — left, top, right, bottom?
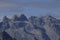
0, 14, 60, 40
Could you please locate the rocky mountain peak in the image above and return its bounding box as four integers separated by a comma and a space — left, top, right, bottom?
2, 16, 10, 22
41, 15, 56, 23
12, 14, 28, 21
18, 14, 28, 21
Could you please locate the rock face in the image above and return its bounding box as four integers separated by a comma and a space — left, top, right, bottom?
12, 14, 28, 21
0, 14, 60, 40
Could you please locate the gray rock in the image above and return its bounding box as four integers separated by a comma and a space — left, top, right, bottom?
0, 14, 60, 40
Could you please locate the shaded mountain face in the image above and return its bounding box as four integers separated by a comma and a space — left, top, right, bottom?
0, 14, 60, 40
12, 14, 28, 21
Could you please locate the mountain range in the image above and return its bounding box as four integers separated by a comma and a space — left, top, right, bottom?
0, 14, 60, 40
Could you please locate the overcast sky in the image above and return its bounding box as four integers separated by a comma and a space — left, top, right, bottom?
0, 0, 60, 19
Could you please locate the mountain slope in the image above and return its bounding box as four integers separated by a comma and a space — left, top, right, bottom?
0, 14, 60, 40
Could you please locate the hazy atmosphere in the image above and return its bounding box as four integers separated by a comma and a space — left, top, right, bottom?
0, 0, 60, 40
0, 0, 60, 18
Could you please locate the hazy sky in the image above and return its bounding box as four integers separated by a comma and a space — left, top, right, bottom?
0, 0, 60, 19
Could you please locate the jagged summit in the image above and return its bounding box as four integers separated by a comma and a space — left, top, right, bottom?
42, 15, 55, 19
12, 14, 19, 21
29, 16, 38, 22
29, 16, 38, 19
2, 16, 10, 22
29, 16, 40, 25
18, 14, 28, 21
12, 14, 28, 21
40, 15, 57, 23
